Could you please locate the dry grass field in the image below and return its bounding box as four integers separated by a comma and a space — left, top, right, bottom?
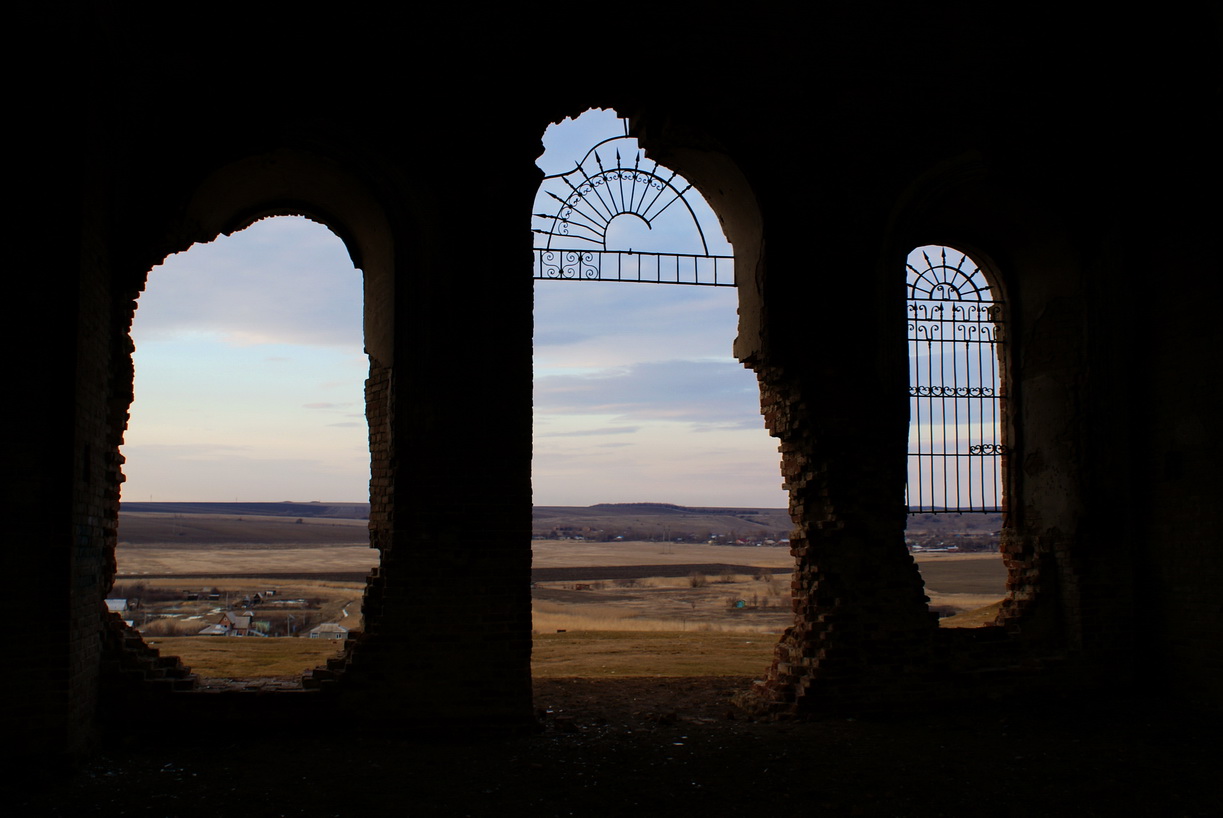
116, 518, 1007, 680
118, 510, 370, 546
532, 502, 793, 541
149, 630, 778, 678
533, 630, 777, 676
527, 543, 1005, 634
144, 635, 347, 677
117, 543, 377, 578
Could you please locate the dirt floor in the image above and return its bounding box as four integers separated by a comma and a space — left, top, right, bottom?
12, 677, 1219, 817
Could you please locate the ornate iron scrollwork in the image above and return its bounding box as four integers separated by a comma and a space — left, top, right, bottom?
969, 443, 1007, 456
538, 250, 599, 280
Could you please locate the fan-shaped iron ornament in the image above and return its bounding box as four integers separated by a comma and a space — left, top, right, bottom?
532, 133, 733, 287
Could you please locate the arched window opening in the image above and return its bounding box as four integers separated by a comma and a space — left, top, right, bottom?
531, 110, 790, 678
905, 245, 1008, 626
114, 216, 377, 685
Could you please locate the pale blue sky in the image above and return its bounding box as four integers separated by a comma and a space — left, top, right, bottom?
120, 109, 787, 507
122, 217, 370, 502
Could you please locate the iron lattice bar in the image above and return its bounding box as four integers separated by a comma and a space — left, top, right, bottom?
533, 248, 734, 287
906, 246, 1006, 513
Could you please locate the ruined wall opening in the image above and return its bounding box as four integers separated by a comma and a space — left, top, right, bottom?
112, 215, 379, 688
531, 109, 789, 679
905, 244, 1010, 627
97, 147, 399, 703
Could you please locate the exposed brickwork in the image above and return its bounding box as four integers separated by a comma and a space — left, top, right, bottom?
57, 200, 147, 755
99, 613, 198, 698
741, 364, 942, 715
365, 359, 393, 556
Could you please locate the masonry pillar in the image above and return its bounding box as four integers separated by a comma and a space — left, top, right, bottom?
333, 116, 537, 726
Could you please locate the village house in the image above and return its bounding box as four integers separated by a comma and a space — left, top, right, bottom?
198, 610, 258, 637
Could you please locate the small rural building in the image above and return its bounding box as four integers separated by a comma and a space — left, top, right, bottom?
308, 623, 348, 640
220, 611, 254, 637
106, 599, 136, 628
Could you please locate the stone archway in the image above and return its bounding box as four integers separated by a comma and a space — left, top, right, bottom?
100, 149, 401, 708
179, 150, 397, 557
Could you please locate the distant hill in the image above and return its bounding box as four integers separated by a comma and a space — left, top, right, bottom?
118, 501, 794, 546
120, 501, 369, 520
118, 502, 999, 549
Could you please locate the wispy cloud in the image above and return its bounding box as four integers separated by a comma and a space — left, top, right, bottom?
136, 216, 362, 349
535, 360, 762, 429
539, 425, 642, 438
534, 329, 594, 346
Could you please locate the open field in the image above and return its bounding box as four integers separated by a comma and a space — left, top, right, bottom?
531, 539, 794, 569
117, 542, 377, 577
144, 635, 347, 677
115, 517, 1007, 679
532, 631, 777, 676
906, 551, 1009, 616
119, 511, 370, 548
532, 502, 793, 541
117, 538, 1004, 630
146, 630, 778, 679
528, 548, 1004, 634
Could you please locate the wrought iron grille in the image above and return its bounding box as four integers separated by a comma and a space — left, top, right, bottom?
907, 246, 1006, 512
532, 130, 733, 287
